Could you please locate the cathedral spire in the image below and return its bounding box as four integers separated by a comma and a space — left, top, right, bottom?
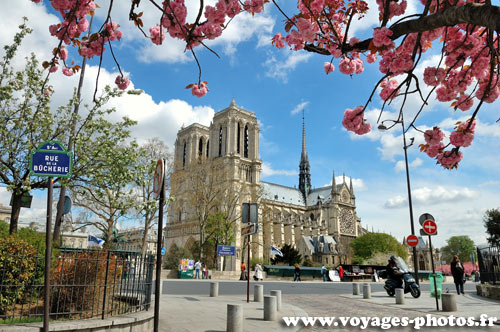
349, 177, 353, 193
332, 169, 336, 192
299, 110, 311, 200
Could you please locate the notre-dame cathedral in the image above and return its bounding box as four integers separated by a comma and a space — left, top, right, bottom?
165, 100, 365, 270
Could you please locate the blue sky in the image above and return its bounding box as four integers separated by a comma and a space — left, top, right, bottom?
1, 0, 499, 248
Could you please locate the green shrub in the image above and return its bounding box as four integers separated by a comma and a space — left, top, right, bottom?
0, 237, 37, 315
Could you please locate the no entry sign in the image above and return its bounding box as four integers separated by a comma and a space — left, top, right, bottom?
406, 235, 419, 247
422, 219, 437, 235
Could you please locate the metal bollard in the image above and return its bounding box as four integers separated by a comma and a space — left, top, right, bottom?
254, 284, 264, 302
270, 290, 282, 311
442, 293, 457, 312
353, 283, 360, 295
264, 296, 277, 321
363, 283, 371, 299
227, 304, 243, 332
395, 288, 405, 304
210, 282, 219, 297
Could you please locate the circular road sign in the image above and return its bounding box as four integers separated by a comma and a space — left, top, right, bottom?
419, 213, 435, 226
406, 235, 419, 247
422, 219, 437, 235
153, 159, 164, 198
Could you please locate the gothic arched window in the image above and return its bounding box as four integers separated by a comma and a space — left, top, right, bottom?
206, 139, 209, 157
218, 126, 223, 157
198, 137, 203, 159
182, 142, 187, 167
244, 125, 249, 158
237, 123, 241, 154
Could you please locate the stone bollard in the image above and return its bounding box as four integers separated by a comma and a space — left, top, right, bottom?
227, 304, 243, 332
264, 296, 277, 321
254, 285, 264, 302
210, 282, 219, 297
442, 293, 457, 312
363, 283, 371, 299
270, 290, 282, 311
395, 288, 405, 304
353, 283, 360, 295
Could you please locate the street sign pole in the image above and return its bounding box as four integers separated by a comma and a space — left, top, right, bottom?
154, 159, 165, 332
43, 177, 53, 332
247, 237, 250, 303
428, 235, 439, 311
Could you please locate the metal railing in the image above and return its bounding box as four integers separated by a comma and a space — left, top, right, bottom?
0, 247, 154, 323
477, 245, 500, 285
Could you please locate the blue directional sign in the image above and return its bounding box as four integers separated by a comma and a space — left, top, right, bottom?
161, 248, 166, 255
30, 141, 72, 178
217, 245, 235, 256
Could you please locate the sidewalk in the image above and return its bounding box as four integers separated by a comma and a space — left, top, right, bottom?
159, 294, 307, 332
342, 288, 500, 321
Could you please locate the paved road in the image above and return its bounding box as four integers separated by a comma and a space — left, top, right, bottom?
162, 279, 477, 296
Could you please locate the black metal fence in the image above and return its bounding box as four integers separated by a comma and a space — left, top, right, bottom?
0, 247, 154, 323
477, 245, 500, 284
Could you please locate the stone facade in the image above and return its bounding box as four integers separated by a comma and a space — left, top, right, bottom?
165, 100, 364, 270
403, 236, 440, 271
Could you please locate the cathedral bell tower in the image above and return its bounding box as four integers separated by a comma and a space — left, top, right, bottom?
298, 110, 311, 201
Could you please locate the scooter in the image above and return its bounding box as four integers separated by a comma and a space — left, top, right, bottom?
382, 257, 421, 298
384, 272, 421, 298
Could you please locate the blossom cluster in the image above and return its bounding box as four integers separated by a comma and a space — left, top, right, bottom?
342, 106, 371, 135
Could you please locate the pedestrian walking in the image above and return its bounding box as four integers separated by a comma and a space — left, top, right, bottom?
338, 265, 344, 280
450, 255, 465, 295
254, 263, 263, 281
202, 265, 207, 279
321, 265, 327, 282
194, 260, 202, 279
240, 262, 247, 280
293, 264, 301, 282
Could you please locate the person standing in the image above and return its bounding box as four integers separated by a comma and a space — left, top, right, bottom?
321, 265, 327, 282
293, 264, 301, 282
338, 265, 344, 280
240, 262, 246, 280
451, 255, 465, 295
194, 260, 202, 279
202, 265, 207, 279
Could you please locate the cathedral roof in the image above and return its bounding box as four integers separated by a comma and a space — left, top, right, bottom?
261, 181, 305, 206
261, 182, 344, 207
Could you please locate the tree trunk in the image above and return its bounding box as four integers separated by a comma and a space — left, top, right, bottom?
53, 186, 66, 243
9, 191, 24, 234
141, 217, 150, 257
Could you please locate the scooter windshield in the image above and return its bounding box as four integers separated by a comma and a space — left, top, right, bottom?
395, 257, 412, 272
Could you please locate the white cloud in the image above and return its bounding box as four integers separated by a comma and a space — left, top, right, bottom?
385, 186, 477, 208
291, 101, 309, 115
263, 50, 312, 82
261, 162, 297, 178
394, 157, 423, 172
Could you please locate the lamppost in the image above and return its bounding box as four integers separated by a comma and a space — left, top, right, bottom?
378, 113, 420, 285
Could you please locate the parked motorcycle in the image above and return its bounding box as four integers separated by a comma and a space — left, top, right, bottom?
380, 257, 421, 298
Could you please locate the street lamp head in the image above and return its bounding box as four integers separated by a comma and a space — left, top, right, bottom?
378, 124, 388, 131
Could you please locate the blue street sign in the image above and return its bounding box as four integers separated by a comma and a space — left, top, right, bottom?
161, 248, 165, 255
217, 245, 235, 256
30, 141, 72, 178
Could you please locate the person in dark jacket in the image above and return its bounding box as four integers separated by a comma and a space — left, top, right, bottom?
293, 264, 301, 282
386, 256, 403, 287
451, 255, 465, 295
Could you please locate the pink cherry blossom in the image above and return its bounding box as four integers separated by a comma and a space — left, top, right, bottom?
424, 127, 445, 145
191, 82, 209, 98
49, 65, 58, 73
372, 27, 394, 48
115, 75, 130, 90
426, 143, 443, 158
324, 62, 335, 74
339, 58, 355, 75
272, 33, 285, 49
423, 67, 446, 86
150, 26, 165, 45
436, 150, 463, 169
366, 53, 377, 64
62, 67, 74, 76
342, 106, 371, 135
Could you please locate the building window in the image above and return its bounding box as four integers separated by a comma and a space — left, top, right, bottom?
198, 138, 203, 160
182, 142, 186, 167
218, 126, 223, 157
206, 140, 209, 157
244, 125, 249, 158
179, 211, 182, 222
237, 123, 241, 154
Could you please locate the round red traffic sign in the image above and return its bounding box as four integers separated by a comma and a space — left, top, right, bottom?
153, 159, 164, 198
422, 219, 437, 235
406, 235, 419, 247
